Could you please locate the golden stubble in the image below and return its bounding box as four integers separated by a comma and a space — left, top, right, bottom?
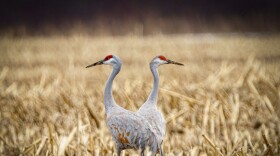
0, 34, 280, 155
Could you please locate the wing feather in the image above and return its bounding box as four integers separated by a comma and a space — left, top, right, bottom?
107, 112, 158, 150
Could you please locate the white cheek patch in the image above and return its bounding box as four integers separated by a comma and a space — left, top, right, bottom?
154, 58, 162, 63
104, 59, 115, 65
155, 58, 166, 64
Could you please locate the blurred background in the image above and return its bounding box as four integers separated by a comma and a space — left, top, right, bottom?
1, 0, 280, 36
0, 0, 280, 155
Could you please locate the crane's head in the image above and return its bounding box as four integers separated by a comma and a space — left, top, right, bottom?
150, 55, 184, 67
86, 55, 122, 68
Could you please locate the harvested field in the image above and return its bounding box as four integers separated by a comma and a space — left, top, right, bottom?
0, 34, 280, 155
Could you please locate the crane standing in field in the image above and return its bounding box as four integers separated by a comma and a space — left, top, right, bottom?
137, 55, 184, 154
86, 55, 160, 156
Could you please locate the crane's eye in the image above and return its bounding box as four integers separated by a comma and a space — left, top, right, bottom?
104, 55, 113, 61
158, 55, 167, 61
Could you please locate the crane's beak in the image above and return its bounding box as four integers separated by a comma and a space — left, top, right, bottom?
167, 59, 184, 66
86, 59, 105, 68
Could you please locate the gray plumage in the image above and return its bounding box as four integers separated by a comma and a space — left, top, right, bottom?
138, 56, 184, 156
107, 109, 159, 155
86, 55, 161, 156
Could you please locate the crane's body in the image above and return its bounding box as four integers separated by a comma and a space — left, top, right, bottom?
138, 61, 166, 153
137, 104, 165, 152
86, 55, 161, 156
107, 108, 159, 154
138, 56, 184, 155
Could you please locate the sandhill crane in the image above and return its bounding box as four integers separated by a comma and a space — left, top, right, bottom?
137, 55, 184, 155
86, 55, 160, 156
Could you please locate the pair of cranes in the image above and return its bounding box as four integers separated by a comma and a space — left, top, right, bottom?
86, 55, 183, 156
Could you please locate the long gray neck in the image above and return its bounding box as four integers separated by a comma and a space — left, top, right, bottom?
104, 65, 121, 114
145, 64, 159, 106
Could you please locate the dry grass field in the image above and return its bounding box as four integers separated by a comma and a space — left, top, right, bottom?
0, 33, 280, 155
